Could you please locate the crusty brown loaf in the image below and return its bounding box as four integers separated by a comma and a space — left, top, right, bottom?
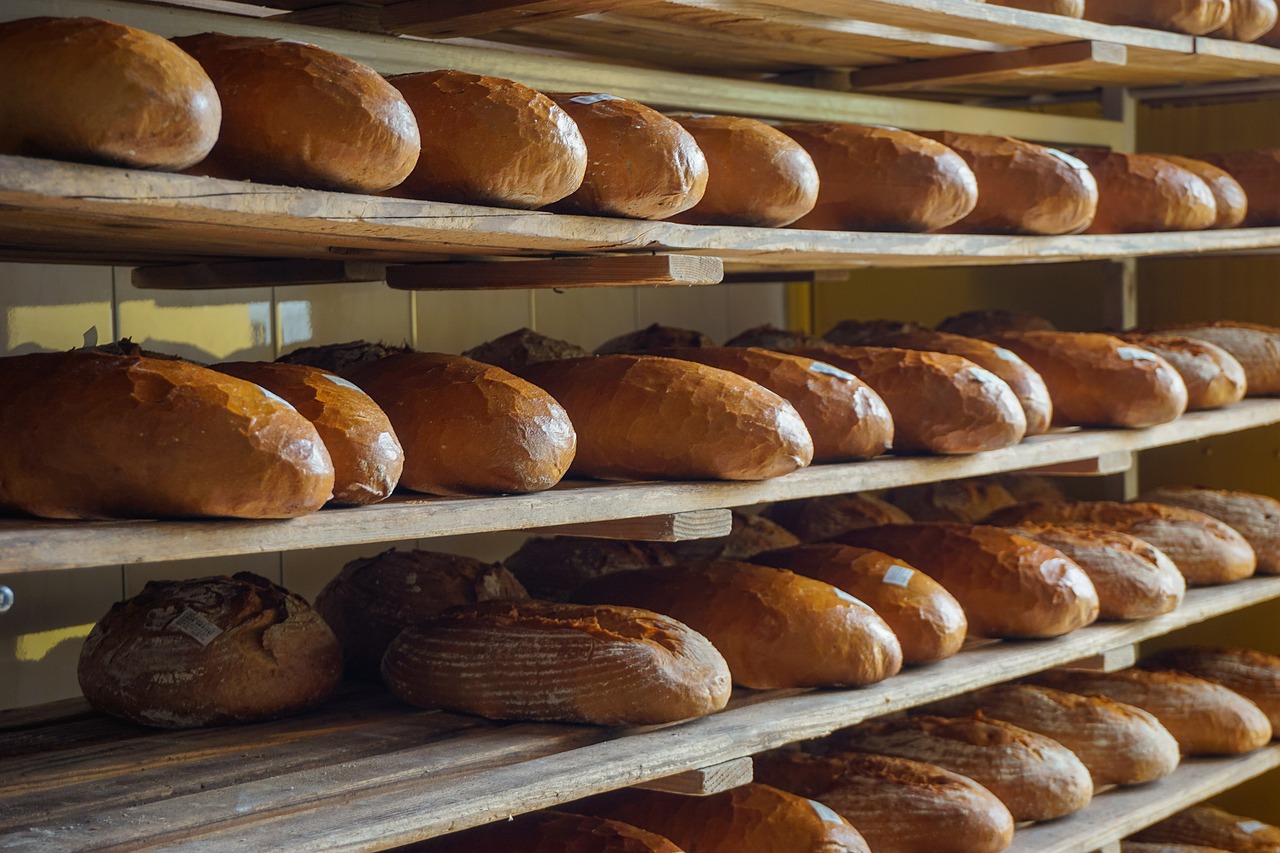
1113, 333, 1248, 410
1140, 645, 1280, 730
984, 0, 1084, 14
824, 324, 1054, 435
214, 361, 402, 506
0, 348, 334, 519
547, 94, 707, 220
669, 114, 820, 227
345, 352, 576, 496
781, 123, 979, 232
919, 131, 1098, 235
173, 33, 419, 193
463, 328, 589, 371
765, 493, 914, 542
837, 522, 1100, 638
883, 479, 1020, 524
381, 600, 731, 725
726, 324, 828, 350
983, 331, 1189, 428
1215, 0, 1280, 40
1083, 0, 1233, 33
822, 714, 1094, 821
1030, 668, 1273, 754
1140, 485, 1280, 573
752, 751, 1014, 853
1155, 156, 1249, 228
1131, 806, 1280, 851
1072, 150, 1218, 233
1197, 150, 1280, 225
389, 70, 585, 208
572, 560, 903, 689
0, 17, 220, 170
937, 309, 1057, 337
78, 572, 342, 728
985, 501, 1257, 585
1005, 522, 1186, 619
408, 811, 683, 853
1145, 321, 1280, 395
923, 683, 1181, 785
1121, 845, 1235, 853
519, 355, 813, 481
752, 543, 968, 665
314, 548, 527, 678
645, 346, 895, 462
595, 323, 717, 354
278, 340, 413, 375
503, 536, 676, 601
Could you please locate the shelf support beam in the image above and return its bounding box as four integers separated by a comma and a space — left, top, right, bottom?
635, 757, 754, 796
525, 509, 733, 542
848, 40, 1128, 93
131, 260, 386, 290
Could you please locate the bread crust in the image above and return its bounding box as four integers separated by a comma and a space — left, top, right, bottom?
1083, 0, 1233, 34
1130, 805, 1280, 851
1140, 645, 1280, 729
882, 479, 1020, 524
1114, 333, 1248, 409
1072, 150, 1218, 232
502, 536, 677, 601
1155, 155, 1249, 227
1141, 485, 1280, 573
1214, 0, 1280, 40
413, 811, 684, 853
1145, 321, 1280, 394
765, 493, 913, 542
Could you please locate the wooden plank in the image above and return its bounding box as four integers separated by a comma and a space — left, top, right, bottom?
526, 509, 733, 542
386, 255, 724, 290
132, 260, 387, 290
379, 0, 653, 38
849, 40, 1127, 92
1018, 450, 1133, 477
635, 757, 754, 795
1061, 644, 1137, 672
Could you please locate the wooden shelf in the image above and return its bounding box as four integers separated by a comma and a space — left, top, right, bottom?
4, 400, 1279, 574
4, 578, 1278, 852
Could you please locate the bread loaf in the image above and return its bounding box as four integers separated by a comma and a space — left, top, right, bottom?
1140, 646, 1280, 729
780, 123, 979, 232
752, 751, 1014, 853
669, 114, 820, 227
410, 811, 682, 853
985, 0, 1084, 14
382, 600, 731, 725
883, 479, 1020, 524
78, 572, 342, 728
583, 784, 871, 853
1121, 845, 1235, 853
595, 323, 717, 354
0, 17, 219, 170
0, 347, 334, 519
645, 346, 895, 462
214, 361, 402, 505
937, 309, 1057, 337
837, 522, 1100, 638
172, 33, 419, 193
1140, 485, 1280, 573
547, 94, 707, 219
464, 328, 589, 371
1215, 0, 1280, 40
1200, 150, 1280, 226
1145, 321, 1280, 395
389, 70, 585, 208
1030, 668, 1273, 754
923, 683, 1181, 785
278, 340, 412, 375
984, 501, 1257, 585
345, 352, 575, 496
752, 543, 968, 665
314, 548, 527, 678
519, 355, 812, 481
1155, 155, 1249, 227
823, 714, 1094, 821
1083, 0, 1233, 33
824, 324, 1054, 435
765, 493, 913, 542
1005, 522, 1186, 619
725, 324, 828, 350
1131, 806, 1280, 851
503, 537, 675, 601
572, 560, 903, 689
1072, 150, 1218, 233
1113, 333, 1248, 410
983, 331, 1189, 427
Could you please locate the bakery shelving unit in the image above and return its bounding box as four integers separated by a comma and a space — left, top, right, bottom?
3, 0, 1280, 850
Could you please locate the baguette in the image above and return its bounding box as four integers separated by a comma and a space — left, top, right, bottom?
1203, 149, 1280, 225
1130, 806, 1280, 851
1155, 155, 1249, 228
1083, 0, 1233, 34
765, 493, 914, 542
1072, 150, 1218, 233
411, 811, 682, 853
1140, 485, 1280, 573
1144, 321, 1280, 395
1140, 645, 1280, 730
1113, 333, 1248, 410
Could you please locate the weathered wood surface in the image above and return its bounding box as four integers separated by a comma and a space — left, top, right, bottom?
386, 255, 724, 290
636, 756, 754, 795
526, 509, 733, 541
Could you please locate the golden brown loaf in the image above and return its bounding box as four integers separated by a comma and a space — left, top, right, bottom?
0, 348, 334, 519
1130, 805, 1280, 851
1140, 645, 1280, 729
0, 17, 220, 170
1004, 522, 1186, 619
780, 123, 979, 232
173, 33, 419, 193
781, 344, 1027, 454
1030, 667, 1273, 754
765, 493, 914, 542
1083, 0, 1233, 33
388, 70, 585, 208
503, 536, 676, 601
1140, 485, 1280, 573
381, 600, 731, 725
752, 543, 968, 665
584, 784, 871, 853
572, 560, 903, 689
519, 355, 813, 481
345, 352, 576, 496
883, 479, 1021, 524
984, 0, 1084, 14
985, 500, 1257, 585
1215, 0, 1280, 40
837, 522, 1100, 638
824, 714, 1094, 821
937, 308, 1057, 337
983, 331, 1189, 428
923, 683, 1181, 785
78, 573, 342, 728
595, 323, 717, 354
1072, 149, 1218, 233
547, 94, 707, 219
751, 751, 1014, 853
1145, 321, 1280, 395
1155, 155, 1249, 227
409, 811, 683, 853
824, 324, 1054, 435
463, 328, 590, 371
645, 346, 895, 462
314, 548, 527, 678
1203, 149, 1280, 225
669, 114, 820, 227
214, 361, 402, 506
1113, 333, 1248, 410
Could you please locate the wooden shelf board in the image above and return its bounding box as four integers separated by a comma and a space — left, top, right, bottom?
3, 400, 1280, 574
4, 579, 1279, 852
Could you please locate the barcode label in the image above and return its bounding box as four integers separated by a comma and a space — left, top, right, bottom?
1238, 821, 1269, 835
807, 799, 843, 824
1117, 346, 1158, 362
883, 564, 915, 587
169, 608, 224, 646
570, 93, 622, 104
809, 361, 855, 381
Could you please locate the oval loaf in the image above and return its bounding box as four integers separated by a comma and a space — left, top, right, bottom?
1130, 805, 1280, 851
1140, 485, 1280, 573
1113, 333, 1248, 410
1140, 645, 1280, 730
1202, 149, 1280, 226
1154, 155, 1249, 228
1072, 150, 1218, 233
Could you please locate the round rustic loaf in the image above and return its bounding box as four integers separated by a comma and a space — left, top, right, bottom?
1130, 805, 1280, 851
78, 572, 343, 728
1215, 0, 1280, 40
1114, 333, 1248, 410
1155, 155, 1249, 228
1072, 150, 1218, 233
1140, 485, 1280, 573
463, 328, 590, 371
1145, 321, 1280, 394
1083, 0, 1233, 33
1140, 645, 1280, 729
765, 493, 914, 542
414, 811, 684, 853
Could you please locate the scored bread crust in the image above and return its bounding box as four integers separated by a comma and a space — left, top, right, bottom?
1140, 645, 1280, 729
1130, 805, 1280, 851
1140, 485, 1280, 574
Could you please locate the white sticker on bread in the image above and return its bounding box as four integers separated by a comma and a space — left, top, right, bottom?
883, 564, 915, 587
169, 608, 224, 646
1238, 820, 1270, 834
807, 799, 844, 824
570, 93, 622, 105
